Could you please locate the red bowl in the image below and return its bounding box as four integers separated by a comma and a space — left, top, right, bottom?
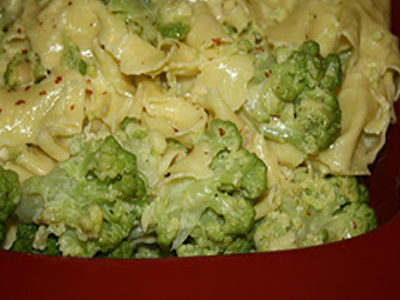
1, 2, 400, 300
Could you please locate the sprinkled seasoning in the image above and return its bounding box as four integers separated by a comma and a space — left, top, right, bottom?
212, 38, 221, 46
15, 99, 26, 105
55, 76, 63, 84
218, 127, 226, 137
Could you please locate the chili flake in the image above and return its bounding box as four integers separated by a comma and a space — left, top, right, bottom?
86, 89, 93, 95
39, 90, 47, 96
15, 99, 26, 105
255, 46, 265, 52
218, 127, 226, 137
70, 104, 75, 111
21, 49, 28, 55
212, 38, 221, 46
55, 76, 63, 84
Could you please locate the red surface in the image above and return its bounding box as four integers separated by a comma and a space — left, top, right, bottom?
1, 2, 400, 300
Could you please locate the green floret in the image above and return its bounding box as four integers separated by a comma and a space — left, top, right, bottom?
142, 119, 268, 257
15, 136, 147, 258
100, 0, 160, 44
149, 179, 256, 257
10, 224, 61, 256
157, 22, 190, 40
3, 50, 48, 89
244, 40, 343, 155
156, 0, 192, 40
211, 148, 269, 200
99, 240, 171, 259
254, 168, 377, 252
61, 34, 88, 76
0, 166, 20, 243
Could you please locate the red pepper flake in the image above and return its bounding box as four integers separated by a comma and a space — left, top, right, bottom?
24, 85, 31, 92
352, 221, 358, 229
68, 1, 73, 5
0, 108, 3, 114
17, 28, 22, 34
86, 79, 92, 84
86, 89, 93, 95
21, 49, 28, 55
55, 76, 63, 84
39, 90, 47, 96
218, 127, 226, 137
264, 72, 270, 78
212, 38, 221, 46
306, 211, 312, 217
39, 20, 44, 26
305, 34, 309, 40
15, 99, 26, 105
255, 46, 265, 52
70, 104, 75, 111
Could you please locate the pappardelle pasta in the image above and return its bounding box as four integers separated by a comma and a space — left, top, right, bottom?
0, 0, 399, 258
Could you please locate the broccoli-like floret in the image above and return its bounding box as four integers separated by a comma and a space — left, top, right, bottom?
156, 0, 192, 40
10, 224, 61, 256
3, 50, 48, 89
100, 0, 160, 44
209, 120, 268, 199
142, 119, 268, 257
0, 166, 20, 244
254, 168, 377, 252
61, 34, 88, 76
15, 136, 147, 257
244, 40, 343, 155
102, 240, 172, 259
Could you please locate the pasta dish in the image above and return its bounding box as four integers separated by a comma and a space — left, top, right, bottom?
0, 0, 399, 258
